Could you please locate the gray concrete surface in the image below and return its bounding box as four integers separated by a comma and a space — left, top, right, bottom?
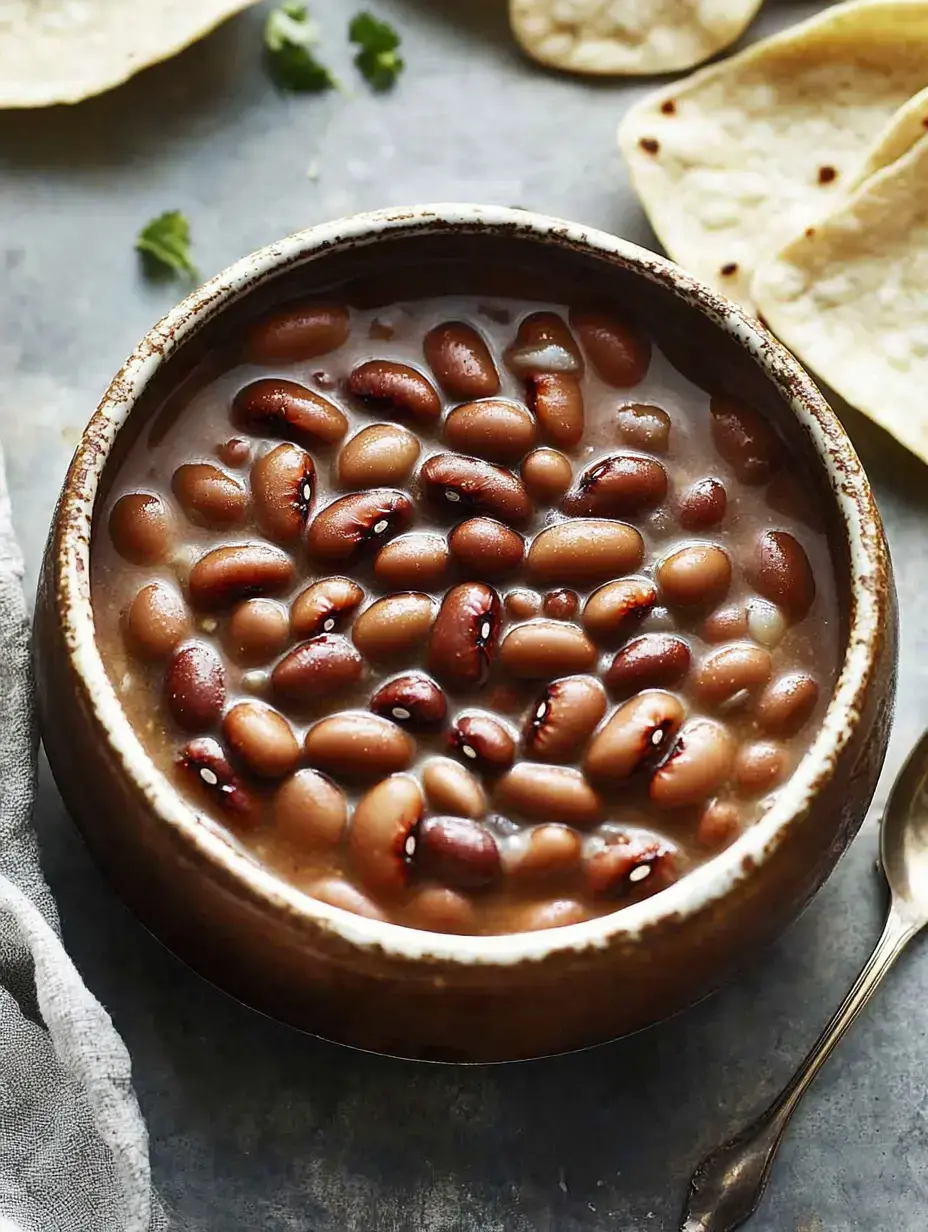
3, 1, 928, 1228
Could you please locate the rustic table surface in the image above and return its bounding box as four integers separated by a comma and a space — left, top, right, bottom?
3, 2, 927, 1228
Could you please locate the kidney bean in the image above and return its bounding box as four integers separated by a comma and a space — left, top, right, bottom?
424, 321, 501, 399
233, 378, 349, 446
165, 643, 225, 731
650, 718, 736, 808
171, 463, 248, 528
223, 701, 300, 778
450, 713, 516, 772
349, 773, 424, 891
224, 598, 289, 665
525, 520, 644, 587
353, 592, 436, 662
692, 643, 772, 711
510, 825, 582, 879
657, 543, 731, 608
371, 672, 447, 729
290, 577, 364, 639
405, 886, 477, 934
305, 713, 415, 780
336, 423, 421, 490
614, 403, 671, 453
495, 763, 604, 826
696, 799, 742, 849
511, 899, 591, 931
755, 672, 819, 737
678, 478, 727, 530
307, 490, 414, 565
583, 833, 676, 899
419, 454, 532, 527
417, 816, 501, 890
505, 589, 542, 620
443, 399, 536, 465
604, 634, 691, 699
177, 737, 256, 820
710, 395, 782, 484
308, 877, 385, 921
244, 302, 349, 362
520, 447, 573, 504
271, 635, 364, 703
525, 675, 607, 762
499, 620, 597, 679
217, 437, 251, 468
188, 543, 294, 610
746, 530, 815, 621
562, 453, 668, 519
427, 582, 501, 689
448, 517, 524, 577
700, 603, 749, 643
109, 492, 173, 564
526, 373, 584, 449
734, 740, 789, 795
373, 533, 450, 590
347, 360, 441, 422
570, 309, 651, 387
273, 769, 348, 848
582, 577, 656, 644
125, 582, 189, 661
421, 756, 487, 819
584, 691, 684, 783
543, 589, 579, 621
249, 443, 314, 543
505, 311, 582, 375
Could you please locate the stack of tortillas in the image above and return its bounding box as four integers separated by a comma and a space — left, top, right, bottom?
618, 0, 928, 465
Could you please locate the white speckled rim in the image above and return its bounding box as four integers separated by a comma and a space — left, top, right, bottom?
58, 204, 884, 967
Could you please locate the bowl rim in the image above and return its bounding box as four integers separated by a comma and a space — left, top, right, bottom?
52, 202, 889, 967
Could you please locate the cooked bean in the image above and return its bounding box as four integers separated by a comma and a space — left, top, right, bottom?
570, 309, 651, 387
347, 360, 441, 422
745, 530, 815, 621
177, 737, 256, 820
745, 597, 788, 648
520, 447, 573, 504
543, 589, 579, 620
511, 899, 591, 931
171, 463, 248, 528
498, 620, 597, 678
505, 311, 582, 375
290, 577, 364, 639
525, 675, 607, 762
188, 543, 294, 610
526, 373, 584, 448
271, 635, 364, 703
755, 672, 820, 736
495, 763, 604, 826
710, 395, 782, 484
505, 588, 542, 620
417, 816, 500, 890
582, 577, 657, 644
273, 769, 348, 848
217, 437, 251, 468
605, 634, 691, 698
165, 643, 225, 731
373, 532, 450, 590
450, 713, 516, 772
308, 877, 385, 921
251, 444, 315, 543
657, 543, 731, 608
233, 378, 349, 445
424, 321, 501, 399
583, 833, 676, 898
525, 520, 644, 586
696, 799, 742, 849
405, 886, 477, 934
448, 517, 524, 577
244, 302, 349, 362
349, 773, 423, 890
444, 399, 536, 464
614, 403, 671, 453
307, 490, 414, 565
224, 598, 289, 665
509, 825, 582, 879
371, 672, 447, 729
678, 478, 727, 530
700, 603, 748, 643
734, 740, 790, 795
427, 582, 501, 689
352, 593, 435, 662
305, 713, 415, 779
562, 454, 667, 518
421, 756, 487, 819
336, 423, 420, 490
692, 643, 772, 710
125, 582, 188, 661
419, 454, 532, 527
109, 492, 173, 564
584, 691, 684, 783
223, 701, 300, 778
650, 718, 736, 808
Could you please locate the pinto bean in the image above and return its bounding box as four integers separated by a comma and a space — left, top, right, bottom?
417, 816, 501, 890
427, 582, 502, 689
373, 532, 451, 590
307, 490, 414, 565
371, 673, 447, 729
448, 517, 524, 577
543, 589, 579, 620
188, 543, 294, 610
657, 544, 731, 608
710, 395, 782, 484
405, 886, 478, 934
336, 423, 421, 490
109, 493, 173, 564
223, 702, 300, 778
419, 454, 532, 527
450, 713, 516, 772
570, 309, 651, 387
421, 756, 487, 819
273, 769, 348, 848
584, 691, 684, 783
582, 577, 657, 644
678, 478, 727, 530
700, 603, 749, 644
125, 582, 189, 661
746, 597, 788, 648
755, 672, 820, 737
349, 773, 424, 891
525, 520, 644, 587
649, 718, 736, 808
224, 598, 289, 665
692, 643, 772, 710
605, 634, 691, 698
271, 635, 364, 703
305, 713, 415, 779
177, 737, 256, 821
734, 740, 790, 795
251, 443, 315, 542
171, 463, 248, 528
696, 799, 742, 850
352, 593, 435, 662
233, 378, 348, 445
525, 675, 607, 762
562, 453, 667, 519
244, 302, 349, 362
505, 311, 582, 375
499, 620, 597, 679
164, 643, 225, 731
424, 322, 501, 399
495, 763, 604, 827
509, 825, 582, 879
526, 373, 584, 448
217, 437, 251, 468
443, 399, 536, 464
520, 447, 573, 504
745, 530, 815, 621
290, 577, 364, 639
505, 589, 542, 620
511, 899, 591, 931
583, 833, 677, 899
614, 403, 671, 453
308, 877, 386, 921
347, 360, 441, 422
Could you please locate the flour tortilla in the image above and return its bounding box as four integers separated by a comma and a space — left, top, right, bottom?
0, 0, 261, 108
618, 0, 928, 309
752, 129, 928, 465
509, 0, 763, 76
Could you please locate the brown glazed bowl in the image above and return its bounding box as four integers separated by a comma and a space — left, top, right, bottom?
35, 205, 896, 1062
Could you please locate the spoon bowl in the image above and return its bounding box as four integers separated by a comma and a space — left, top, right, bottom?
881, 729, 928, 926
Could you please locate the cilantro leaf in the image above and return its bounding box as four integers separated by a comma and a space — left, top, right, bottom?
349, 11, 404, 90
265, 3, 338, 93
136, 211, 197, 282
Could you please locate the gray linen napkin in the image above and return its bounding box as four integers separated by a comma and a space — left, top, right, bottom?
0, 450, 165, 1232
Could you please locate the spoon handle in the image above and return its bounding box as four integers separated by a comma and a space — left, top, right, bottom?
680, 904, 918, 1232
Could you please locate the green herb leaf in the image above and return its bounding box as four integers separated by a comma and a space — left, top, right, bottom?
349, 11, 404, 90
136, 211, 197, 282
265, 3, 338, 93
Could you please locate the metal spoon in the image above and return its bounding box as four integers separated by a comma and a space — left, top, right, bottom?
681, 729, 928, 1232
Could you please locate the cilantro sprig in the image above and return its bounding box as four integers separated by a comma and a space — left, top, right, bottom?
265, 3, 338, 92
136, 211, 197, 282
349, 12, 404, 90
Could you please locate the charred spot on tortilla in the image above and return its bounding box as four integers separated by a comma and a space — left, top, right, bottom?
720, 263, 739, 278
660, 100, 677, 115
639, 137, 660, 155
818, 166, 837, 185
